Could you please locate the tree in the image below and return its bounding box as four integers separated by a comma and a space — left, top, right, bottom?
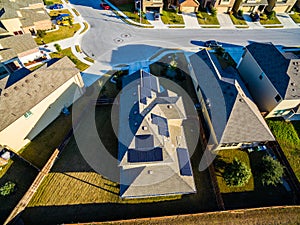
68, 17, 73, 27
232, 0, 242, 14
54, 43, 62, 52
265, 0, 276, 14
0, 181, 16, 196
258, 155, 284, 186
36, 30, 46, 38
223, 158, 252, 187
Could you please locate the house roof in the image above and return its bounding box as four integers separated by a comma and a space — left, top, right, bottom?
178, 0, 199, 6
0, 56, 80, 131
118, 70, 196, 198
246, 42, 300, 100
189, 49, 274, 145
19, 8, 50, 27
0, 34, 38, 62
0, 0, 44, 20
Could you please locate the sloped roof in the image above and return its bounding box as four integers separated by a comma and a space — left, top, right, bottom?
0, 34, 38, 62
189, 49, 274, 145
0, 57, 80, 131
118, 70, 196, 198
19, 8, 50, 27
246, 42, 300, 100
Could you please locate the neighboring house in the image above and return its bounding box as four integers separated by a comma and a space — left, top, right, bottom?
189, 50, 275, 151
0, 34, 42, 72
118, 70, 196, 198
237, 42, 300, 120
135, 0, 163, 13
0, 56, 85, 151
178, 0, 200, 12
0, 0, 52, 36
201, 0, 236, 13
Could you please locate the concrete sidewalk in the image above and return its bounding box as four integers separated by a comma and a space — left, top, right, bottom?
276, 13, 299, 28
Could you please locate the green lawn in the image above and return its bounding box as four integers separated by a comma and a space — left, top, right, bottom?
289, 12, 300, 23
161, 10, 184, 25
229, 14, 247, 25
117, 4, 150, 24
48, 9, 73, 18
50, 47, 89, 71
214, 149, 254, 193
72, 8, 80, 16
43, 0, 62, 5
84, 57, 95, 63
267, 119, 300, 181
80, 22, 89, 34
259, 14, 281, 25
196, 11, 219, 25
35, 23, 80, 45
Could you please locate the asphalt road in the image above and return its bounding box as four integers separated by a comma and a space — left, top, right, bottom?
70, 0, 300, 67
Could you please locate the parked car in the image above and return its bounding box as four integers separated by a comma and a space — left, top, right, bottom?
49, 4, 63, 9
204, 40, 222, 48
56, 14, 72, 26
100, 2, 110, 10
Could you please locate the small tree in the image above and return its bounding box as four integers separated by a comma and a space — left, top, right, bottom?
0, 181, 16, 196
238, 9, 243, 17
223, 158, 252, 187
215, 46, 225, 57
210, 7, 217, 17
54, 43, 62, 52
258, 155, 284, 186
68, 17, 73, 27
267, 10, 276, 20
36, 30, 46, 38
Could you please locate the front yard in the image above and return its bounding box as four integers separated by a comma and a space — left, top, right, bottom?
48, 9, 73, 18
196, 11, 219, 26
161, 10, 184, 25
289, 12, 300, 23
259, 14, 282, 25
229, 14, 248, 26
35, 23, 80, 45
117, 4, 150, 25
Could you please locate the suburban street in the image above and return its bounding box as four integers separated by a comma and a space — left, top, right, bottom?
69, 0, 300, 72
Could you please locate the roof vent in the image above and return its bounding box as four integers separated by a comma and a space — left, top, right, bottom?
167, 105, 172, 109
134, 122, 138, 126
33, 74, 38, 78
14, 86, 19, 90
3, 93, 8, 97
239, 98, 244, 103
142, 126, 147, 131
25, 79, 29, 83
133, 92, 136, 96
134, 110, 138, 115
291, 82, 295, 86
148, 170, 153, 175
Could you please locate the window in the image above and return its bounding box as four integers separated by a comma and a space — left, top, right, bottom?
275, 94, 281, 103
24, 111, 33, 119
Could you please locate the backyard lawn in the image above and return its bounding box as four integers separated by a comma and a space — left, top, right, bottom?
117, 4, 150, 24
214, 149, 254, 193
161, 10, 184, 25
50, 47, 89, 71
35, 23, 80, 45
196, 11, 219, 26
290, 12, 300, 23
267, 119, 300, 181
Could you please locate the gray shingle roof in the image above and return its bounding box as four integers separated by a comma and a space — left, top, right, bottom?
189, 49, 274, 145
246, 42, 300, 100
0, 34, 38, 62
0, 56, 80, 131
19, 8, 50, 27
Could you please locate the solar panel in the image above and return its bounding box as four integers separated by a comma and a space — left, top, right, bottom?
151, 114, 169, 137
135, 135, 154, 149
177, 148, 192, 176
128, 147, 163, 163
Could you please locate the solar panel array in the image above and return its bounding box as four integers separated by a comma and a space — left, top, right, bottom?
151, 114, 170, 137
128, 147, 163, 163
177, 148, 192, 176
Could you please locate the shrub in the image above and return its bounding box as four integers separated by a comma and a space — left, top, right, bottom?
0, 181, 16, 196
36, 30, 46, 38
238, 9, 243, 17
223, 158, 252, 187
54, 43, 62, 52
215, 46, 225, 56
210, 7, 217, 17
267, 10, 276, 20
258, 155, 284, 186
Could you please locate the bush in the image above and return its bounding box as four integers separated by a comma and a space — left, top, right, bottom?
215, 46, 225, 56
36, 30, 46, 38
223, 158, 252, 187
258, 155, 284, 186
267, 10, 276, 20
238, 9, 243, 17
0, 181, 16, 196
54, 43, 62, 52
210, 7, 217, 17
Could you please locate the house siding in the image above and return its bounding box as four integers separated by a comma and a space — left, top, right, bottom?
0, 74, 85, 151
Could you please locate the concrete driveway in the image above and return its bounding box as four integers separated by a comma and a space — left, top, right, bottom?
182, 12, 200, 29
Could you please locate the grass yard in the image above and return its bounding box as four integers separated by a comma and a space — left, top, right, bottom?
267, 119, 300, 181
50, 47, 89, 71
35, 23, 80, 45
229, 14, 247, 25
48, 9, 73, 18
290, 12, 300, 23
259, 14, 281, 25
80, 22, 89, 34
117, 4, 150, 24
84, 57, 95, 63
0, 157, 38, 224
43, 0, 62, 5
161, 10, 184, 25
72, 8, 80, 16
214, 149, 254, 193
196, 11, 219, 25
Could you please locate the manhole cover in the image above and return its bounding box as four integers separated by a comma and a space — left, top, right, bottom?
114, 38, 123, 43
121, 33, 131, 38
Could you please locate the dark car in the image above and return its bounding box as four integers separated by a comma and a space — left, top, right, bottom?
49, 4, 63, 9
250, 12, 260, 22
204, 40, 222, 48
100, 2, 110, 10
